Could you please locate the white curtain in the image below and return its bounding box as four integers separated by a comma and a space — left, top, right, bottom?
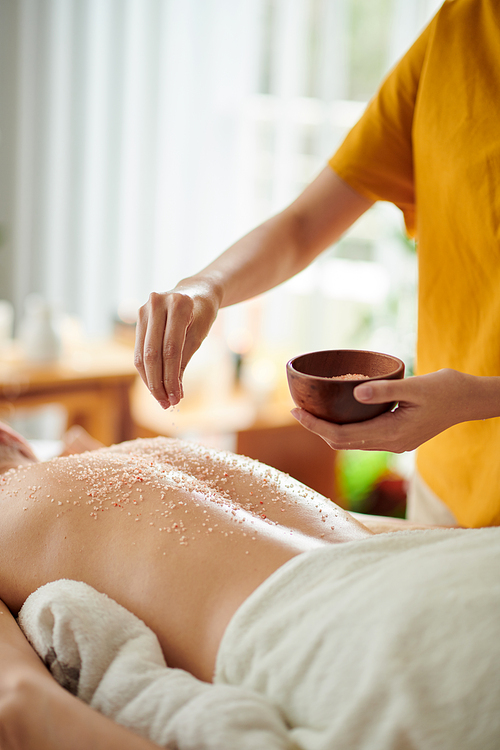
0, 0, 441, 337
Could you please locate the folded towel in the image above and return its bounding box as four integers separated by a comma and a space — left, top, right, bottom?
18, 579, 297, 749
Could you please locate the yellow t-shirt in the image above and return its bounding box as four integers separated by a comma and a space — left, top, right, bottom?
329, 0, 500, 527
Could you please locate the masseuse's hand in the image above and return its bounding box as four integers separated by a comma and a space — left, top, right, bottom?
291, 369, 484, 454
134, 280, 222, 409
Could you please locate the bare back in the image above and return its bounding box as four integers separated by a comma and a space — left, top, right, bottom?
0, 437, 371, 681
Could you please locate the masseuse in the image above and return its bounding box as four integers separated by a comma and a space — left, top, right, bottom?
135, 0, 500, 529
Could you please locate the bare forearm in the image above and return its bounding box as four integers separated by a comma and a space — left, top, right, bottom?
3, 680, 163, 750
184, 209, 306, 310
458, 373, 500, 422
135, 167, 372, 407
0, 603, 162, 750
177, 167, 373, 309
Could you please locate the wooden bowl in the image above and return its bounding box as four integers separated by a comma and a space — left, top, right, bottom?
286, 349, 405, 424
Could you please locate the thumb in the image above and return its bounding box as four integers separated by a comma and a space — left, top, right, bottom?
353, 377, 411, 405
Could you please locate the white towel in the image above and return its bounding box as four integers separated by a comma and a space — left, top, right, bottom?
18, 529, 500, 750
18, 579, 298, 749
215, 528, 500, 750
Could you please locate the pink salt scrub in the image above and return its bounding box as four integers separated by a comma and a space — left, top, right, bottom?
329, 373, 370, 380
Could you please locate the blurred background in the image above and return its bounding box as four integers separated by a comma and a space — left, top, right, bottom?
0, 0, 442, 515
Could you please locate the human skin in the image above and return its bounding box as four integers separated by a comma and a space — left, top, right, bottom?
133, 167, 500, 454
0, 435, 372, 683
134, 168, 372, 408
293, 368, 500, 453
0, 608, 160, 750
0, 431, 372, 750
0, 426, 443, 749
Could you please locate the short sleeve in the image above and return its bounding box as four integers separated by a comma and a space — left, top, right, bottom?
329, 16, 436, 236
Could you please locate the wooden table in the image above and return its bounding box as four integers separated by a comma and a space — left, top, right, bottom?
0, 340, 138, 445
